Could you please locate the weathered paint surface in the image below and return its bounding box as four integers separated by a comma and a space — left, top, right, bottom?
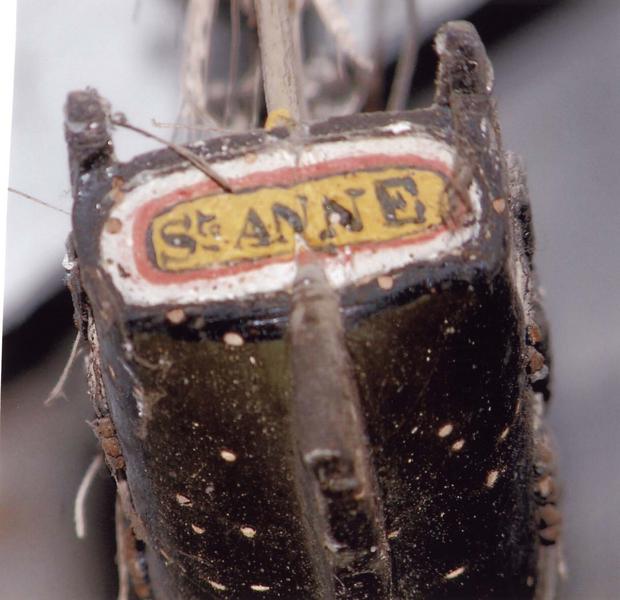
100, 136, 482, 306
147, 165, 450, 273
65, 21, 558, 600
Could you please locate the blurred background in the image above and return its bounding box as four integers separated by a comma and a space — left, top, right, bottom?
2, 0, 619, 597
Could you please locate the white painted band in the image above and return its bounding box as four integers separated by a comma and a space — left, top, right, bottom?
101, 127, 482, 307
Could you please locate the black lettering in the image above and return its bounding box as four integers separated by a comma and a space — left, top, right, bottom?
235, 208, 271, 248
159, 214, 196, 267
196, 210, 220, 251
272, 201, 306, 243
161, 214, 196, 252
319, 188, 364, 240
374, 176, 425, 226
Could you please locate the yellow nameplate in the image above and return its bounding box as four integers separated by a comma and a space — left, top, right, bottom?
149, 166, 448, 272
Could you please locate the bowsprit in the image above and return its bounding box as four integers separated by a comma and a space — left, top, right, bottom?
64, 21, 559, 600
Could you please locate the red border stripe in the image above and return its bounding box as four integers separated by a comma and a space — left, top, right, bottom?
131, 153, 458, 285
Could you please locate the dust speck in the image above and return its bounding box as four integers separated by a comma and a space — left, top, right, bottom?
175, 493, 192, 506
485, 469, 499, 488
241, 526, 256, 538
166, 308, 186, 324
438, 423, 453, 438
224, 332, 244, 346
451, 439, 465, 452
492, 198, 506, 213
445, 565, 466, 580
377, 275, 394, 290
209, 580, 227, 591
220, 449, 237, 462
